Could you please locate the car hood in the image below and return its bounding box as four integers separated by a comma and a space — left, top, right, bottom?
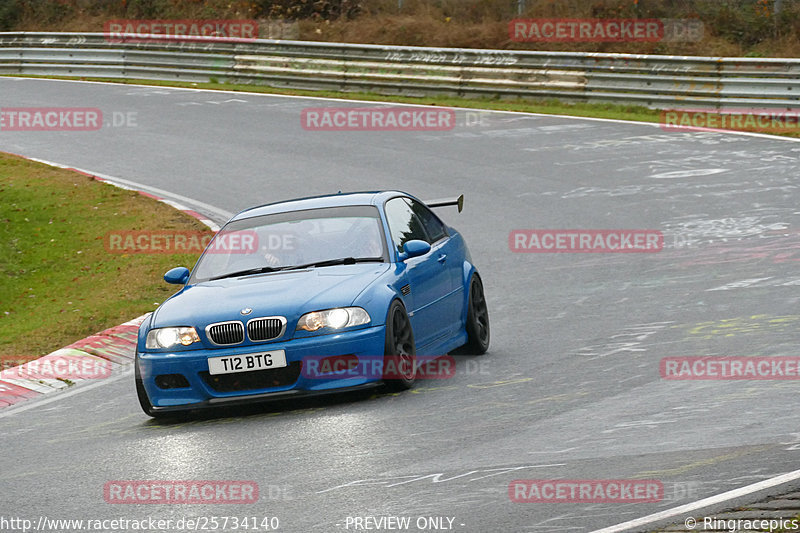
149, 263, 390, 329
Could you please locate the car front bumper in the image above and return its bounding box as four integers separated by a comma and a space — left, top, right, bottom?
137, 325, 386, 410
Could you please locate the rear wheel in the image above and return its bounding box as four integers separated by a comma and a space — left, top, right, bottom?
459, 274, 490, 355
383, 300, 416, 391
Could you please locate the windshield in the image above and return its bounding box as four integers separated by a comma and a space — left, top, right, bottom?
190, 205, 387, 283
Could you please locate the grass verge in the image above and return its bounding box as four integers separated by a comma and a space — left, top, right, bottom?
0, 152, 209, 361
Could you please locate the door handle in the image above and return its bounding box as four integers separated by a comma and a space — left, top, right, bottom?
438, 254, 447, 263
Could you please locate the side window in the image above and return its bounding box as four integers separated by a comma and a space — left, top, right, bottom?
405, 198, 447, 243
385, 198, 429, 253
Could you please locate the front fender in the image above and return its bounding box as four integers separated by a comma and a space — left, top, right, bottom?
351, 264, 409, 328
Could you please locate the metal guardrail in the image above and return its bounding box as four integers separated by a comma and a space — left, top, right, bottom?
1, 32, 799, 110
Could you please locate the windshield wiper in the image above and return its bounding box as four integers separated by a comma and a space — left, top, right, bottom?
209, 265, 282, 281
209, 257, 384, 280
280, 257, 384, 271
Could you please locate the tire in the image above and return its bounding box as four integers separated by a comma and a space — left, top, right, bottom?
458, 274, 490, 355
383, 300, 417, 391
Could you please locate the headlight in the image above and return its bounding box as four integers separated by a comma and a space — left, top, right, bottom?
146, 327, 201, 349
296, 307, 370, 332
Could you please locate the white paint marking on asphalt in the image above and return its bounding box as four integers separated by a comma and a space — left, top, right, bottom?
590, 468, 800, 533
23, 157, 232, 225
0, 154, 228, 418
5, 76, 800, 143
0, 367, 133, 419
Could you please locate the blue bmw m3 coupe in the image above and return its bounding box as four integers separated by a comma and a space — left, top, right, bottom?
135, 191, 489, 417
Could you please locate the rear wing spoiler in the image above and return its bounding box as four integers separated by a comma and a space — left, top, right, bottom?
425, 194, 464, 213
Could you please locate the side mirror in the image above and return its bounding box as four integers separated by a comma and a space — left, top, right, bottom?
164, 267, 190, 285
399, 240, 431, 261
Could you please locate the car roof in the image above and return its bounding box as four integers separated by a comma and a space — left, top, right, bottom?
229, 191, 412, 221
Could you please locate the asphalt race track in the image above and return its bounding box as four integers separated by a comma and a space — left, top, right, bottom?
2, 77, 800, 532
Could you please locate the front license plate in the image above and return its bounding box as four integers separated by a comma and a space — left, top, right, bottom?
208, 350, 287, 375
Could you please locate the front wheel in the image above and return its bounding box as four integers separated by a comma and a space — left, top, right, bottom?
458, 274, 490, 355
383, 300, 416, 391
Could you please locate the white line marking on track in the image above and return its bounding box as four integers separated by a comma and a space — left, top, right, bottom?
0, 367, 132, 419
590, 468, 800, 533
23, 157, 232, 225
4, 76, 800, 143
